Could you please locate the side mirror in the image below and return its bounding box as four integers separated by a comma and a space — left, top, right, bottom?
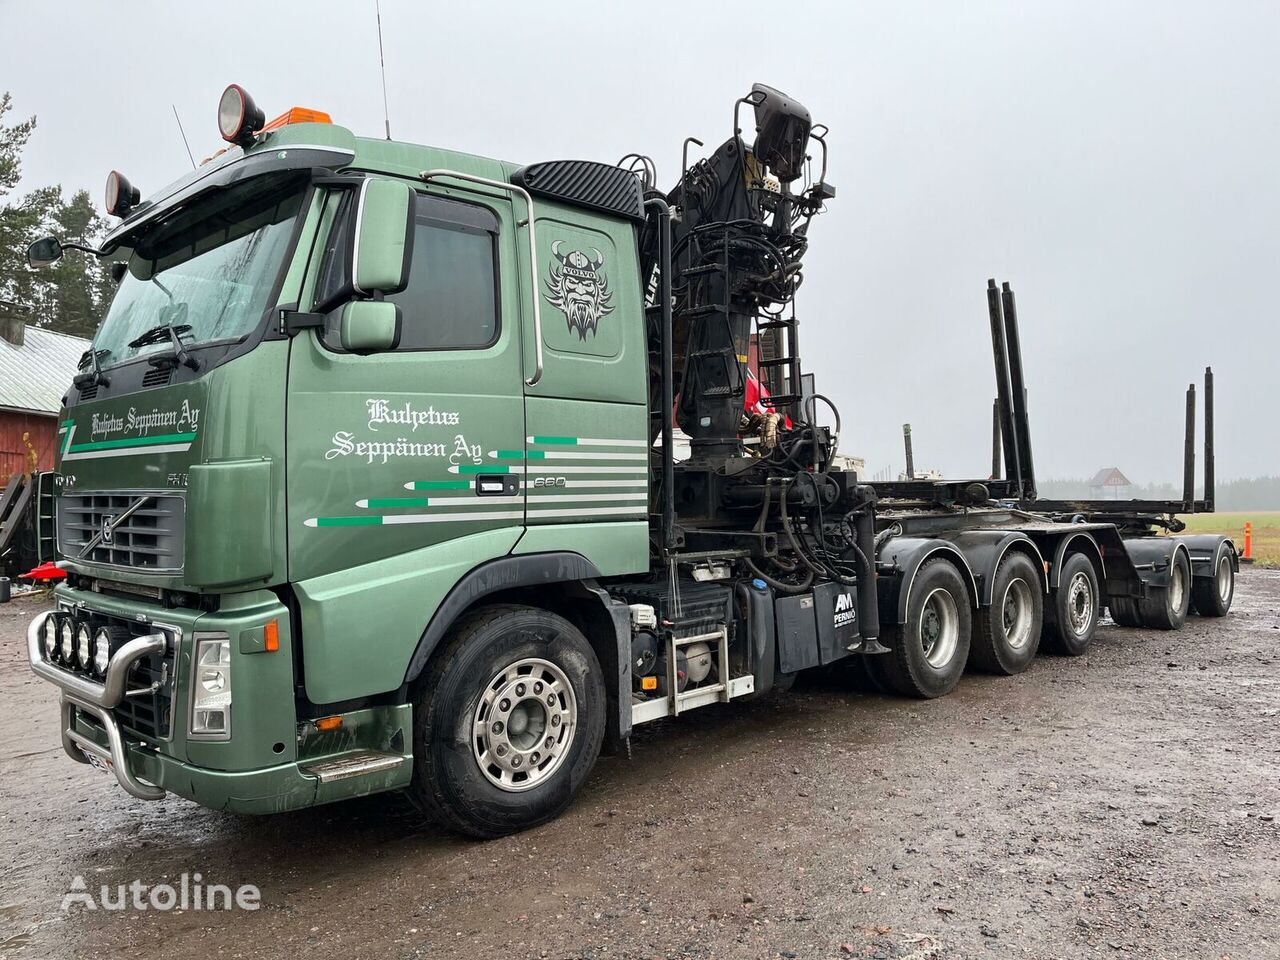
352, 178, 415, 295
27, 236, 64, 268
339, 300, 401, 353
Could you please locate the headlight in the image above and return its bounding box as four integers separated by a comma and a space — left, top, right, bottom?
191, 636, 232, 738
42, 615, 59, 660
59, 618, 75, 663
92, 627, 111, 676
76, 622, 93, 670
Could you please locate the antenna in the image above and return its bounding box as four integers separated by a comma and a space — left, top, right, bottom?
172, 104, 196, 169
375, 0, 392, 140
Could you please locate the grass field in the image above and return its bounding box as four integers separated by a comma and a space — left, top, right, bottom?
1174, 511, 1280, 567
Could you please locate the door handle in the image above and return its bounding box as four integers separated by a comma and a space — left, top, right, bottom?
475, 474, 519, 497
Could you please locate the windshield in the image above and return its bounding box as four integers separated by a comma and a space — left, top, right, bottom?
93, 176, 305, 367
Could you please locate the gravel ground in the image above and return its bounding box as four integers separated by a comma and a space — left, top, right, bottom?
1, 570, 1277, 960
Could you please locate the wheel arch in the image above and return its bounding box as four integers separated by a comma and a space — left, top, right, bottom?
1120, 536, 1193, 591
937, 530, 1048, 606
402, 552, 632, 748
880, 537, 980, 625
1175, 533, 1239, 579
1048, 531, 1106, 596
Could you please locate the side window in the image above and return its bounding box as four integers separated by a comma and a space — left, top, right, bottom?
318, 190, 500, 352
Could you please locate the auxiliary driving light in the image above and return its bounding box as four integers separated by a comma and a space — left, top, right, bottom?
217, 83, 265, 147
92, 627, 112, 677
75, 622, 93, 671
42, 615, 59, 661
104, 170, 140, 218
59, 617, 75, 663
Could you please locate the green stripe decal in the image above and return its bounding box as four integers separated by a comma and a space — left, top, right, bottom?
456, 464, 507, 474
365, 497, 429, 509
406, 480, 472, 491
313, 516, 383, 527
68, 431, 197, 452
492, 450, 544, 460
530, 436, 578, 445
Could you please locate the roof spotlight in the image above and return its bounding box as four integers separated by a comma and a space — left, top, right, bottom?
217, 83, 265, 147
105, 170, 140, 218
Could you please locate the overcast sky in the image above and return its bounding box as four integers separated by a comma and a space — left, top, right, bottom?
6, 0, 1277, 482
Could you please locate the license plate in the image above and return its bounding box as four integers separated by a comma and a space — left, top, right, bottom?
84, 752, 112, 775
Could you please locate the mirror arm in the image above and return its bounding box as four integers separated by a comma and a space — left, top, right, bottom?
61, 241, 105, 257
419, 169, 544, 387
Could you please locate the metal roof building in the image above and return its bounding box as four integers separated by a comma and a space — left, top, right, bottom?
0, 316, 89, 476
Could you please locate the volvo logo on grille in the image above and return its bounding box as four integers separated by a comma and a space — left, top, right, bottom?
100, 515, 116, 544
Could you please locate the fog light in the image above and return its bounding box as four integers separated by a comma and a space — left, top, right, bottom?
42, 615, 59, 660
92, 627, 111, 676
191, 636, 232, 738
59, 618, 75, 663
76, 622, 93, 670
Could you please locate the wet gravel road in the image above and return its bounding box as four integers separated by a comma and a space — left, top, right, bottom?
2, 570, 1277, 960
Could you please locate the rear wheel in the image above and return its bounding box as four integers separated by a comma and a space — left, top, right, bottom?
1108, 596, 1143, 627
1191, 550, 1235, 617
1044, 552, 1101, 655
1139, 549, 1191, 630
869, 558, 971, 699
971, 551, 1043, 674
408, 604, 605, 838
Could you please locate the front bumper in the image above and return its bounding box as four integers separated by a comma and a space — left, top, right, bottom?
28, 610, 167, 800
28, 607, 413, 813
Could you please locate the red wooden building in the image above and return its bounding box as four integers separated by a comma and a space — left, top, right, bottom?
0, 316, 89, 480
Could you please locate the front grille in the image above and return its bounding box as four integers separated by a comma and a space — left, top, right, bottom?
46, 607, 178, 742
57, 492, 185, 572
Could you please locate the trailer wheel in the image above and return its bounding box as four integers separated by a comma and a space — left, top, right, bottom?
1139, 549, 1192, 630
1191, 550, 1235, 617
1108, 596, 1143, 627
869, 558, 971, 699
408, 604, 605, 838
1043, 552, 1101, 654
971, 551, 1043, 674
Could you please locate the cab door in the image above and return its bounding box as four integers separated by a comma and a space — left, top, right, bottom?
286, 183, 526, 583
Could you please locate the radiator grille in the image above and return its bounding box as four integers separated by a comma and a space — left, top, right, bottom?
57, 492, 185, 572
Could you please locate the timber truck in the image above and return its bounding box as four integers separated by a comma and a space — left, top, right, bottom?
22, 83, 1238, 838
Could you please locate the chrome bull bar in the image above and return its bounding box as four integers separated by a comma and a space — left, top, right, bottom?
27, 610, 167, 801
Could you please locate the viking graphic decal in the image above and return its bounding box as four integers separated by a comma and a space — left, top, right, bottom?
544, 241, 614, 341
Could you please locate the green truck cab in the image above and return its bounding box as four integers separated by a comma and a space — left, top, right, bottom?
27, 88, 655, 836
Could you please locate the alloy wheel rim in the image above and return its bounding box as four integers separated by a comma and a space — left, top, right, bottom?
1002, 578, 1035, 650
919, 587, 959, 668
1216, 555, 1232, 603
1067, 570, 1094, 636
472, 657, 577, 793
1170, 560, 1186, 613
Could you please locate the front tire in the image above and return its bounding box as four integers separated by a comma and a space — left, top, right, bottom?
971, 551, 1043, 674
869, 558, 972, 699
1139, 549, 1191, 631
408, 604, 605, 838
1043, 552, 1101, 655
1191, 550, 1235, 617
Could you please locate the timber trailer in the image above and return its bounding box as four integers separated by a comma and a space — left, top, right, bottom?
22, 83, 1237, 837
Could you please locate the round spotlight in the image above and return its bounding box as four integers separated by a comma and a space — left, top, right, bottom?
59, 617, 75, 663
42, 615, 59, 661
105, 170, 140, 218
217, 83, 265, 147
92, 627, 112, 677
76, 622, 93, 671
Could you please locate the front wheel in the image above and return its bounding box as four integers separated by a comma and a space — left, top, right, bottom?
1191, 550, 1235, 617
408, 604, 605, 838
869, 558, 972, 699
1043, 552, 1101, 655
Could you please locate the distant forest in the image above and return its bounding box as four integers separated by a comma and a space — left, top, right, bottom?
1037, 476, 1280, 512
